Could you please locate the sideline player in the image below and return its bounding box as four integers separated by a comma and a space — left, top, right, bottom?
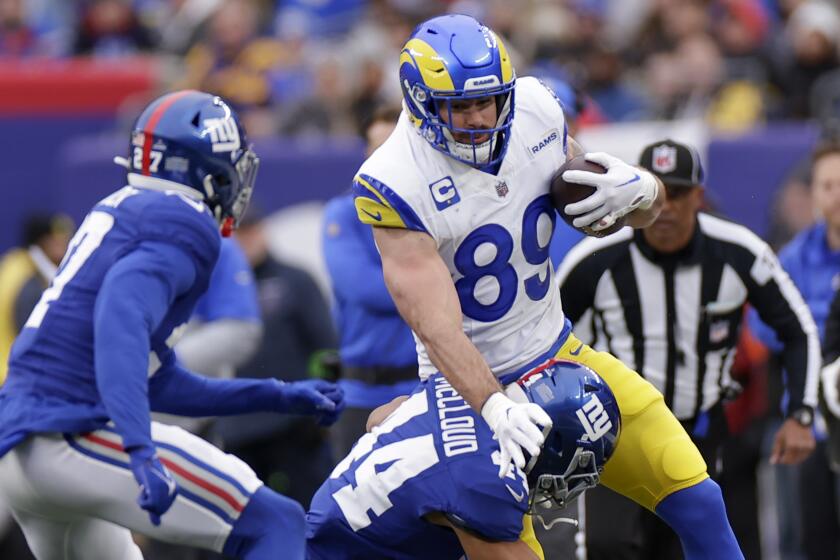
308, 360, 621, 559
0, 91, 344, 560
329, 14, 742, 559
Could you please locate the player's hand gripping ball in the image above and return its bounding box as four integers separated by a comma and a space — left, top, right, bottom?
550, 156, 627, 237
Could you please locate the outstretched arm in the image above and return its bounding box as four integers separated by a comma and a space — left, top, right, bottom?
148, 358, 343, 425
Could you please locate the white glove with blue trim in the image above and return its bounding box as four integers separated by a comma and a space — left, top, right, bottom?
481, 392, 553, 478
563, 152, 659, 232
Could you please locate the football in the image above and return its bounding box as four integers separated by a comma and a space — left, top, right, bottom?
550, 155, 627, 237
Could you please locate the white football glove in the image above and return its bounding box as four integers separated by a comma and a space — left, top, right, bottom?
563, 152, 659, 231
481, 392, 553, 478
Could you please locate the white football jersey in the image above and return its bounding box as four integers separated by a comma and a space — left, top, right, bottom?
354, 77, 570, 379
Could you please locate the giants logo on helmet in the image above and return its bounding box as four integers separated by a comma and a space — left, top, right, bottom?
203, 118, 241, 157
576, 394, 613, 442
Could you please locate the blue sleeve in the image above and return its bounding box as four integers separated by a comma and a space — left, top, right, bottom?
93, 241, 197, 453
322, 196, 399, 314
446, 449, 528, 541
147, 354, 284, 416
192, 238, 259, 322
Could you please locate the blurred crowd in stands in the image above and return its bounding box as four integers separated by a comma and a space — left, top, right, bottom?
5, 0, 840, 138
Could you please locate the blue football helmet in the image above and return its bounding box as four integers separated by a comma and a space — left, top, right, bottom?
399, 14, 516, 168
509, 359, 621, 512
122, 90, 259, 236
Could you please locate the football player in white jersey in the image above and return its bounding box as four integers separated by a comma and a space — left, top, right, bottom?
344, 14, 743, 559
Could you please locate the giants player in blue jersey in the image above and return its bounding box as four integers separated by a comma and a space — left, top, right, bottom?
308, 360, 621, 560
0, 91, 344, 560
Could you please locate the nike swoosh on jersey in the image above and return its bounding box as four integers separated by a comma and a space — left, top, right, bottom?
505, 483, 526, 503
570, 343, 583, 356
362, 208, 383, 222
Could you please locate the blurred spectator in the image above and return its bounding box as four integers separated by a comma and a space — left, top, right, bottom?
73, 0, 156, 57
767, 165, 815, 250
584, 44, 649, 121
0, 0, 39, 56
179, 0, 288, 136
0, 214, 72, 385
0, 0, 75, 57
215, 208, 337, 507
274, 0, 367, 40
631, 0, 710, 66
277, 55, 354, 137
645, 33, 725, 120
321, 106, 419, 461
767, 0, 840, 119
137, 0, 222, 56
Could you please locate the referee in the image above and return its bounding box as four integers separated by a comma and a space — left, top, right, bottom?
557, 139, 820, 560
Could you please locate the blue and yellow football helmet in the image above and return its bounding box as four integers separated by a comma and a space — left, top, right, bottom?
399, 14, 516, 168
123, 90, 259, 236
509, 359, 621, 511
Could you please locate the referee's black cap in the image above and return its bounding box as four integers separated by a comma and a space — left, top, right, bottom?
638, 139, 705, 188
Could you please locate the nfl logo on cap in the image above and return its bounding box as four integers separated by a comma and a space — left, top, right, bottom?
652, 145, 677, 174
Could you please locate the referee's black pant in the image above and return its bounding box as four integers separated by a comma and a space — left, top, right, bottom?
583, 401, 732, 560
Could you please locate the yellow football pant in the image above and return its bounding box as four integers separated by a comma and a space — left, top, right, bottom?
554, 333, 708, 511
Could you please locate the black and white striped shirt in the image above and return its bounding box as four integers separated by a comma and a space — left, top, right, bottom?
557, 213, 820, 420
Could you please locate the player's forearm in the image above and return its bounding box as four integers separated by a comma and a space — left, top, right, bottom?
626, 174, 665, 228
421, 324, 503, 412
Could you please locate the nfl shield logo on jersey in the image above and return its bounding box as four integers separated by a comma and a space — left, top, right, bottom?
652, 145, 677, 174
495, 181, 509, 198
